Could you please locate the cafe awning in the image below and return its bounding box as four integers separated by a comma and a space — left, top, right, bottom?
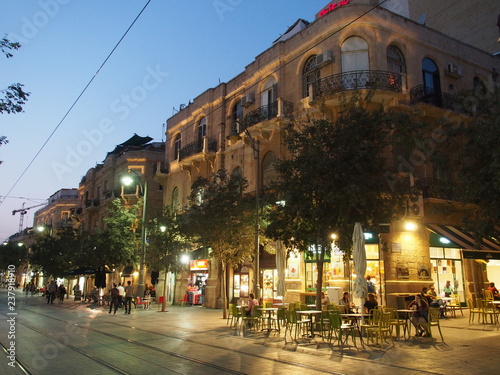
427, 224, 500, 259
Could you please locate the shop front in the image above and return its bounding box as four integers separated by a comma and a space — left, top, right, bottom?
188, 259, 209, 305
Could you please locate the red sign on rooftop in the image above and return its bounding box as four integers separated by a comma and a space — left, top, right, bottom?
316, 0, 352, 19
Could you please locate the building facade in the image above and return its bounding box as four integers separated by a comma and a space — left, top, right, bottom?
160, 1, 500, 308
76, 134, 165, 293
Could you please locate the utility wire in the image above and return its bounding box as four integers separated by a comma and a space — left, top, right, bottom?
0, 0, 152, 207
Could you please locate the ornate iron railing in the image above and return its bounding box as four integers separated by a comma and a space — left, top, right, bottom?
240, 100, 294, 132
179, 137, 217, 161
312, 70, 402, 99
409, 85, 471, 116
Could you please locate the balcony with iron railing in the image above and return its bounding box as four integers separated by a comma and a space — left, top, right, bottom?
84, 199, 100, 210
311, 70, 402, 100
409, 85, 472, 116
238, 99, 294, 133
179, 137, 217, 162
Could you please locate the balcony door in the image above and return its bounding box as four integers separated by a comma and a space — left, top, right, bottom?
341, 36, 369, 88
197, 117, 207, 152
261, 77, 277, 120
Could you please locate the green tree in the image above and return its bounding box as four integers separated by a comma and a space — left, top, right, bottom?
266, 93, 417, 309
146, 206, 188, 312
0, 241, 27, 272
80, 198, 140, 269
183, 169, 255, 318
1, 36, 30, 115
29, 227, 81, 279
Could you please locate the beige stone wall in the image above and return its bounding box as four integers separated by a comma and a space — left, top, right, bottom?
409, 0, 500, 54
164, 4, 500, 309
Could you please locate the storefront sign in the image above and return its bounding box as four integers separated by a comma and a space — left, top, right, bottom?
316, 0, 352, 19
190, 259, 208, 271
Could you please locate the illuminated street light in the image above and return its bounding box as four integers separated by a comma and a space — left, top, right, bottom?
121, 170, 148, 299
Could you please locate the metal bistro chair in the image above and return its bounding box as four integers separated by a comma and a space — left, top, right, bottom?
229, 304, 242, 329
270, 307, 287, 332
482, 300, 499, 325
468, 298, 482, 324
446, 294, 463, 317
385, 307, 407, 340
366, 312, 393, 347
427, 307, 444, 341
328, 310, 356, 347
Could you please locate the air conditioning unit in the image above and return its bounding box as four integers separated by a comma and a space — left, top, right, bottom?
240, 94, 254, 108
408, 194, 424, 217
315, 50, 333, 68
446, 63, 463, 78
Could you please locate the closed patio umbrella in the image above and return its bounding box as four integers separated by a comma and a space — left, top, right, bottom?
276, 241, 286, 298
353, 222, 367, 311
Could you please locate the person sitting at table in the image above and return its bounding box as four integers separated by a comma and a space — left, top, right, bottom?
338, 292, 354, 313
427, 285, 446, 318
246, 293, 259, 317
408, 294, 430, 337
488, 282, 500, 300
363, 293, 378, 313
320, 291, 330, 307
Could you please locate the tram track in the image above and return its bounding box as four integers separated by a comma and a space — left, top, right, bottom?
9, 307, 348, 375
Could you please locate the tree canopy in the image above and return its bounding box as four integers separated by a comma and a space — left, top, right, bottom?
266, 93, 420, 307
1, 36, 30, 115
183, 169, 255, 317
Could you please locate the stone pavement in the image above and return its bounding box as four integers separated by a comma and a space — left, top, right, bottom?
3, 291, 500, 375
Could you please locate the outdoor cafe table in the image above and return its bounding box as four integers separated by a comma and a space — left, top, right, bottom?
340, 313, 372, 343
258, 307, 279, 332
296, 310, 323, 338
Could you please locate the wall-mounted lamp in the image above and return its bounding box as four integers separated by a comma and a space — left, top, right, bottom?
404, 222, 417, 231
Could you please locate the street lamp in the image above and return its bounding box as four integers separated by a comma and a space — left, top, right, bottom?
121, 170, 148, 299
227, 126, 261, 300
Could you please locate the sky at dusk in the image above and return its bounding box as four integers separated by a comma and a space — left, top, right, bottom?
0, 0, 331, 241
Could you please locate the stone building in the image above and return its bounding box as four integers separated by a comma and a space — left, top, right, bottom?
159, 1, 500, 308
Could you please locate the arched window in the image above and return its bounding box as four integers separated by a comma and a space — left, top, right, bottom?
232, 101, 243, 133
261, 151, 277, 188
387, 45, 406, 74
174, 133, 181, 161
422, 58, 440, 94
172, 187, 179, 211
198, 117, 207, 150
341, 37, 369, 72
422, 58, 441, 106
302, 55, 319, 98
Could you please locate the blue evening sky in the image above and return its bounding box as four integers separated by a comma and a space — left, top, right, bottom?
0, 0, 330, 240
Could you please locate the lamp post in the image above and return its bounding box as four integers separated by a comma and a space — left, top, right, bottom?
121, 170, 148, 299
227, 126, 261, 300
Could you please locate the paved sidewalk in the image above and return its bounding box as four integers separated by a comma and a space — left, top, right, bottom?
8, 292, 500, 374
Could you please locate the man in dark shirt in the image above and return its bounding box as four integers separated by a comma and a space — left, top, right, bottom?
109, 283, 120, 315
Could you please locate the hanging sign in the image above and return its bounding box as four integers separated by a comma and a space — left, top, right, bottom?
316, 0, 352, 19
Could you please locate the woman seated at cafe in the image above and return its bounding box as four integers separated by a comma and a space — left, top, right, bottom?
363, 293, 378, 313
320, 291, 330, 307
488, 282, 500, 300
338, 292, 354, 313
408, 294, 430, 337
246, 293, 259, 316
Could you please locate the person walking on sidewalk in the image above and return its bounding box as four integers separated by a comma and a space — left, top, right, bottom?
109, 284, 120, 315
58, 284, 67, 303
124, 281, 134, 314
